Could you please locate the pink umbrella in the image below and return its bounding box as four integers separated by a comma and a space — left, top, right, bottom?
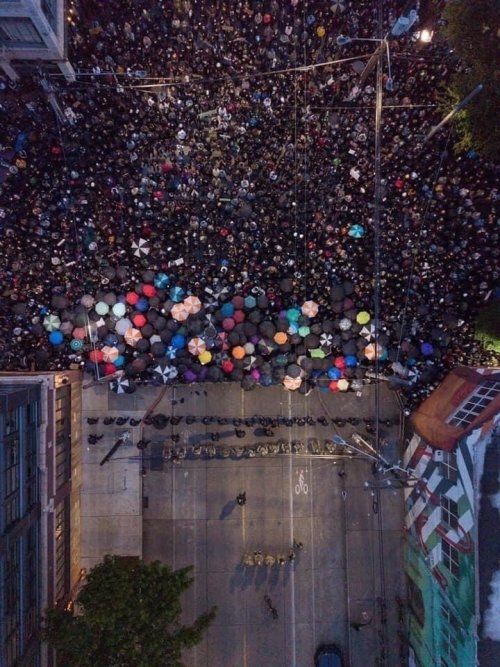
124, 327, 142, 346
222, 317, 235, 331
188, 337, 206, 355
102, 345, 119, 363
364, 343, 385, 360
183, 295, 202, 314
171, 303, 190, 321
73, 327, 87, 340
301, 300, 319, 318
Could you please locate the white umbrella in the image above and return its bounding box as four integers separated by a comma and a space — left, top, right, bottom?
360, 324, 376, 340
331, 1, 346, 13
152, 363, 178, 383
110, 376, 131, 394
131, 238, 150, 258
43, 314, 61, 331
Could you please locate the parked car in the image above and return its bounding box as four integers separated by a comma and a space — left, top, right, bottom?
315, 643, 344, 667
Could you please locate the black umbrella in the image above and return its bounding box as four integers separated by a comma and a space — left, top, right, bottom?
280, 278, 293, 293
207, 366, 223, 382
136, 338, 150, 353
286, 363, 302, 378
331, 285, 345, 301
241, 375, 257, 391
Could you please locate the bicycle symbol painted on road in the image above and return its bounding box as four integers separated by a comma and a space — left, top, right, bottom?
295, 469, 309, 495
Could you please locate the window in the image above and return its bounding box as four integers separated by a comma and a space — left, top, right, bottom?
440, 451, 457, 483
25, 422, 38, 510
448, 380, 500, 427
55, 387, 71, 489
24, 525, 39, 642
441, 603, 459, 665
0, 17, 45, 48
441, 540, 459, 577
4, 432, 20, 528
441, 497, 459, 530
41, 0, 58, 31
55, 499, 70, 602
4, 542, 21, 666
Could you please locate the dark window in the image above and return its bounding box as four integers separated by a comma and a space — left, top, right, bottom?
441, 497, 459, 530
24, 525, 39, 643
55, 499, 70, 602
448, 381, 500, 427
55, 387, 71, 489
4, 541, 21, 666
25, 422, 38, 510
0, 17, 45, 48
4, 431, 20, 528
442, 540, 459, 577
41, 0, 58, 32
441, 603, 459, 665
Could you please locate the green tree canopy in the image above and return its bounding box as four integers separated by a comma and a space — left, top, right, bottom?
442, 0, 500, 158
42, 556, 217, 667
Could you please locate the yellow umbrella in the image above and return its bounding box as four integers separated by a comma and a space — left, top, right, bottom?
356, 311, 371, 325
199, 350, 212, 365
337, 378, 350, 391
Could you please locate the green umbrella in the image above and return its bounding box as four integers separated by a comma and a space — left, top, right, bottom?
310, 348, 326, 359
298, 325, 310, 337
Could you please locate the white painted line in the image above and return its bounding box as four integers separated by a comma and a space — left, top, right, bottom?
287, 392, 297, 667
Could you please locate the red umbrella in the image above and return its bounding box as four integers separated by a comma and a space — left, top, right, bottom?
232, 295, 245, 309
142, 284, 156, 298
89, 349, 103, 363
222, 360, 234, 374
132, 313, 147, 328
104, 363, 116, 375
233, 310, 245, 324
223, 317, 235, 331
329, 380, 340, 393
126, 292, 139, 305
334, 356, 346, 369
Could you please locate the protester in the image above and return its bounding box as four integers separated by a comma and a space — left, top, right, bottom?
0, 0, 497, 413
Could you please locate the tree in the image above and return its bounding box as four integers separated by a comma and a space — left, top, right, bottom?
442, 0, 500, 159
42, 556, 217, 667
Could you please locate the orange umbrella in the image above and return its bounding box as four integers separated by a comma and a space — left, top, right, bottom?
171, 303, 190, 321
301, 300, 319, 318
188, 337, 206, 355
232, 346, 245, 360
274, 331, 288, 345
183, 295, 202, 314
283, 375, 302, 391
124, 327, 142, 346
364, 343, 385, 360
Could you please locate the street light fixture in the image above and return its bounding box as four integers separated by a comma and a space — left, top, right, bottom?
419, 29, 434, 43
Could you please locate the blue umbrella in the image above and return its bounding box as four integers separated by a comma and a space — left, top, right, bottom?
49, 331, 64, 345
244, 295, 257, 309
348, 224, 365, 238
221, 302, 235, 317
171, 334, 186, 349
328, 367, 342, 380
104, 333, 119, 346
345, 355, 358, 367
136, 297, 149, 312
421, 342, 434, 356
260, 374, 273, 387
114, 355, 125, 368
170, 286, 185, 303
154, 272, 170, 289
166, 345, 177, 360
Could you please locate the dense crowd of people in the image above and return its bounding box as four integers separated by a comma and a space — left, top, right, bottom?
0, 0, 498, 409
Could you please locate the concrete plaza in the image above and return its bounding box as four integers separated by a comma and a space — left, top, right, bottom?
80, 381, 406, 667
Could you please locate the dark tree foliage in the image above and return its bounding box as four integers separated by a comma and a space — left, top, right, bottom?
42, 556, 217, 667
442, 0, 500, 159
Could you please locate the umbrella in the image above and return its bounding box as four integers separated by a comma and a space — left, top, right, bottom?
241, 375, 257, 391
132, 313, 147, 328
188, 337, 206, 355
166, 345, 177, 360
169, 286, 185, 303
171, 334, 186, 349
49, 331, 63, 345
320, 333, 333, 347
184, 295, 202, 314
111, 376, 136, 394
328, 380, 340, 393
339, 318, 352, 331
112, 302, 127, 318
152, 362, 178, 383
331, 1, 346, 12
124, 328, 142, 346
328, 367, 341, 379
232, 346, 246, 360
286, 307, 301, 322
356, 311, 371, 325
43, 314, 61, 331
132, 238, 150, 257
199, 350, 212, 365
310, 348, 326, 359
421, 342, 434, 356
274, 331, 288, 345
72, 326, 87, 339
171, 303, 190, 321
244, 295, 257, 309
116, 318, 133, 335
154, 273, 170, 289
60, 321, 74, 336
298, 325, 310, 337
360, 324, 376, 340
364, 343, 386, 360
260, 374, 273, 387
338, 378, 350, 391
102, 345, 119, 363
95, 301, 110, 316
80, 294, 95, 308
70, 339, 83, 351
243, 355, 257, 371
302, 300, 319, 318
348, 224, 365, 238
283, 375, 302, 391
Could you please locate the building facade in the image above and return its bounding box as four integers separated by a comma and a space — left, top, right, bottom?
402, 367, 500, 667
0, 371, 82, 667
0, 0, 74, 80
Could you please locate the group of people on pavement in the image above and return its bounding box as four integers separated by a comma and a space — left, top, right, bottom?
0, 0, 497, 411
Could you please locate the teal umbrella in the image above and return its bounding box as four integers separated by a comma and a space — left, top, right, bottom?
348, 224, 365, 238
286, 307, 301, 322
169, 286, 185, 302
154, 272, 170, 289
